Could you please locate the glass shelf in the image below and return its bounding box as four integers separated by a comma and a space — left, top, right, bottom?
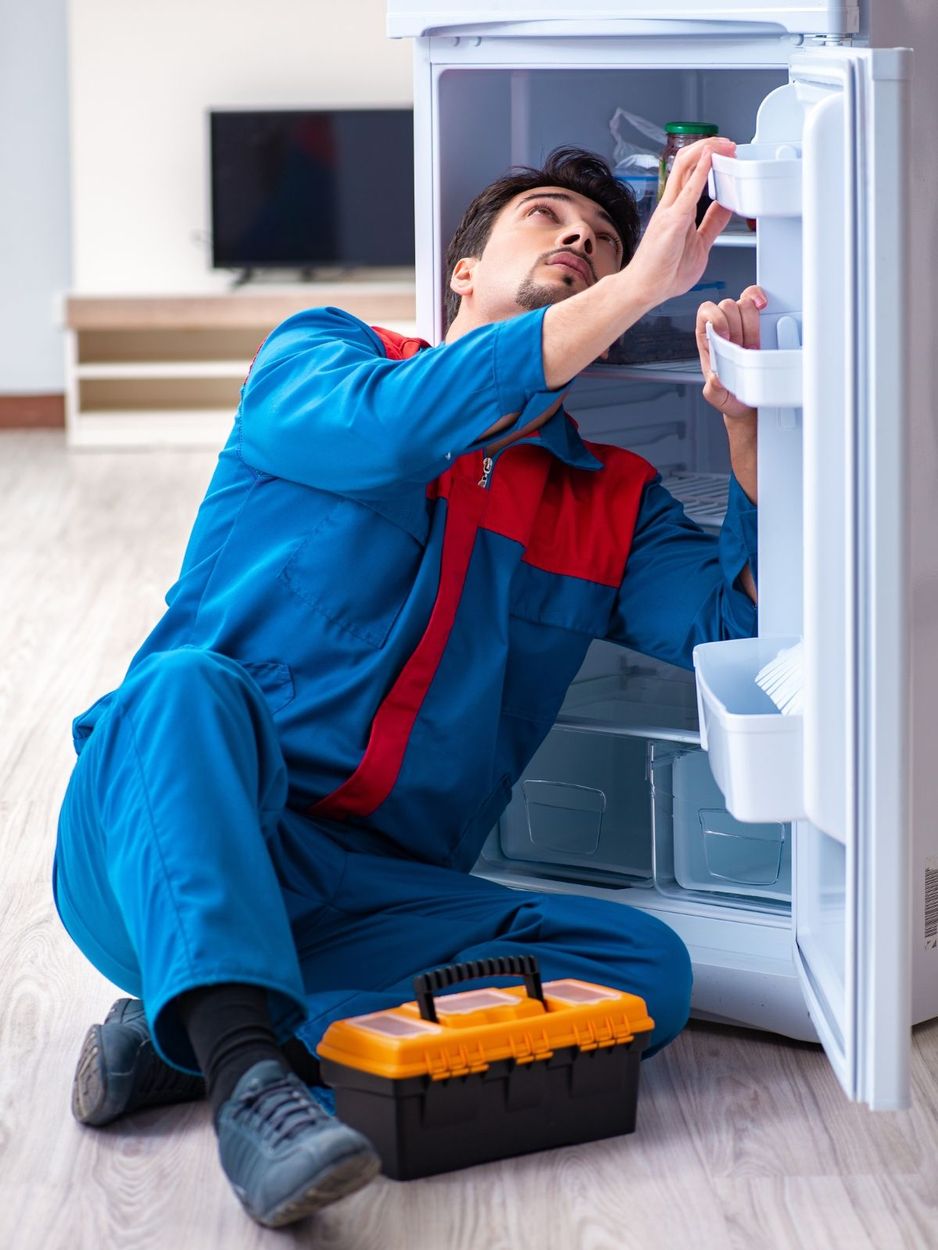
558, 655, 700, 743
587, 359, 704, 385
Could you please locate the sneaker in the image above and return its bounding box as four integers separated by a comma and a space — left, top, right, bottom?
216, 1059, 380, 1227
71, 997, 205, 1127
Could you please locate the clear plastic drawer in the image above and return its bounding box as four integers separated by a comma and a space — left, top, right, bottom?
653, 745, 791, 901
487, 725, 661, 883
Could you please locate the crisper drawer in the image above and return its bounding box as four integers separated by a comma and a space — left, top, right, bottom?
387, 0, 857, 38
650, 743, 791, 902
490, 725, 662, 883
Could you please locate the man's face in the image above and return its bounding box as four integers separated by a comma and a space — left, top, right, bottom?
451, 185, 624, 324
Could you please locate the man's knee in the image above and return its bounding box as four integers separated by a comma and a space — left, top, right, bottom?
524, 894, 693, 1053
640, 918, 692, 1054
134, 647, 233, 693
569, 898, 692, 1053
120, 648, 262, 724
594, 904, 692, 1053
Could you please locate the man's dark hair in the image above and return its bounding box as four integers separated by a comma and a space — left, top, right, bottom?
443, 145, 640, 329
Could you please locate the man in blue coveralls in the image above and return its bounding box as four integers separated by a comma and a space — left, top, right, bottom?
55, 136, 765, 1227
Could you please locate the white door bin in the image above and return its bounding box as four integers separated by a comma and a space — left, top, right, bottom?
705, 321, 803, 409
693, 636, 805, 823
708, 144, 803, 218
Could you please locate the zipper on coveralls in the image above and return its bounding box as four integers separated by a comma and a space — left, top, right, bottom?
478, 454, 494, 489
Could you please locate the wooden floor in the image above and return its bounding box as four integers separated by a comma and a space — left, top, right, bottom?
1, 430, 936, 1250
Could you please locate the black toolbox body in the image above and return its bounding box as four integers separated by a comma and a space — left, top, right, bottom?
321, 1035, 647, 1180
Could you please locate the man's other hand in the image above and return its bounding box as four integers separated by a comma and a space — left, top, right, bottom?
696, 284, 766, 422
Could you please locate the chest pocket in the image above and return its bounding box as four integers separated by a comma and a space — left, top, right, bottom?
280, 492, 430, 649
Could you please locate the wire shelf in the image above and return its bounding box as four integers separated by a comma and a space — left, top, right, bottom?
661, 470, 730, 530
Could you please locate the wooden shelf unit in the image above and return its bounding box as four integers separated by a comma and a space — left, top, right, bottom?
65, 284, 417, 449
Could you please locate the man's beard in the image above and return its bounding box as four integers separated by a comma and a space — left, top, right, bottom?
515, 265, 579, 312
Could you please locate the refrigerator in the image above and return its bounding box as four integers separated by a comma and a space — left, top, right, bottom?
386, 0, 938, 1110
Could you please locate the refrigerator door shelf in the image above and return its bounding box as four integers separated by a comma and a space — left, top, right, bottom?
709, 144, 803, 217
693, 636, 804, 823
705, 319, 803, 408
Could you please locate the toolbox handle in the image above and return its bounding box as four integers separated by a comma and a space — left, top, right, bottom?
413, 955, 546, 1023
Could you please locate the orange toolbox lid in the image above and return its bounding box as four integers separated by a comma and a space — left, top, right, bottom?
318, 955, 654, 1082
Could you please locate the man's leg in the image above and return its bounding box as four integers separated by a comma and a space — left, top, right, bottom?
286, 842, 692, 1059
54, 648, 378, 1225
71, 997, 322, 1128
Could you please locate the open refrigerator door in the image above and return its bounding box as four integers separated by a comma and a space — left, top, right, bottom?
698, 46, 911, 1107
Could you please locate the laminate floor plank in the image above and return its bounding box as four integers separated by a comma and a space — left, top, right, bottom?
1, 432, 935, 1250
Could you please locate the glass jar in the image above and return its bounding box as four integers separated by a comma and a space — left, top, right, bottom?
658, 122, 719, 225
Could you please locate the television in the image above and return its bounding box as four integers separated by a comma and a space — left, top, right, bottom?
209, 109, 415, 273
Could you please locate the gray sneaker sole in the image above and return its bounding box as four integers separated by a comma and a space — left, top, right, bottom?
71, 1023, 115, 1126
71, 1019, 203, 1127
241, 1147, 382, 1228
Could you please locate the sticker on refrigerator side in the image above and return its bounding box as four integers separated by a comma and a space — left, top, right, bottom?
926, 858, 938, 951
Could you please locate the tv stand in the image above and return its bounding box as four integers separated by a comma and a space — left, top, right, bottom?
65, 280, 416, 448
228, 265, 380, 288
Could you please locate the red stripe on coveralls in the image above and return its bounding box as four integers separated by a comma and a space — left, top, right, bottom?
309, 474, 487, 822
369, 325, 429, 361
308, 327, 655, 823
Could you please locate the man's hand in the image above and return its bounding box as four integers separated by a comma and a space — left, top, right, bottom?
696, 284, 765, 422
624, 137, 736, 308
695, 284, 764, 517
540, 137, 737, 391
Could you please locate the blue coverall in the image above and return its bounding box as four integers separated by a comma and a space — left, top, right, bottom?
53, 306, 758, 1073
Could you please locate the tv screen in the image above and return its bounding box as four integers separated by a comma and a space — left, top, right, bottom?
210, 109, 415, 270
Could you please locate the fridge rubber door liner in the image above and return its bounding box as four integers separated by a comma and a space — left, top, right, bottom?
709, 143, 803, 217
693, 636, 804, 823
706, 319, 803, 409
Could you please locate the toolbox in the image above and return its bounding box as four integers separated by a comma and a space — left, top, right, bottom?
317, 955, 654, 1180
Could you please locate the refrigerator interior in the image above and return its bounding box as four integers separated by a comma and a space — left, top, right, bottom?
464, 65, 801, 916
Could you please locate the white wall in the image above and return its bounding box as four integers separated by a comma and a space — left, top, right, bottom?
0, 0, 71, 391
68, 0, 413, 292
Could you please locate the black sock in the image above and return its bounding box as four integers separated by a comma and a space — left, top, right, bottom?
282, 1036, 322, 1086
176, 983, 286, 1123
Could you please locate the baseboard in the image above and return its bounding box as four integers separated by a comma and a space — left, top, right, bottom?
0, 394, 65, 429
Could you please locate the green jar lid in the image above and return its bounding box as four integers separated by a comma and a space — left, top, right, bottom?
665, 122, 719, 135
